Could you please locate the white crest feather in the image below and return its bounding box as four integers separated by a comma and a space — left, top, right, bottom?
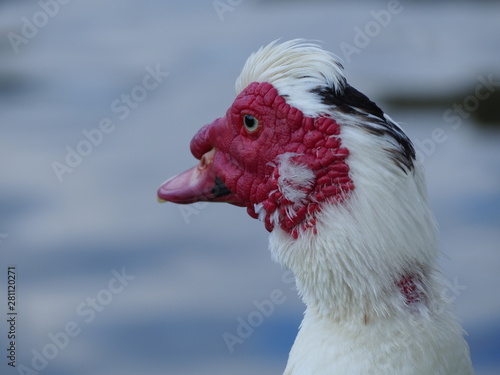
235, 39, 346, 116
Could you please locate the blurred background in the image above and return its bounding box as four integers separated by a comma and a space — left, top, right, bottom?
1, 0, 499, 374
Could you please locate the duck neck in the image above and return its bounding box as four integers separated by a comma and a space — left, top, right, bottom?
268, 202, 437, 324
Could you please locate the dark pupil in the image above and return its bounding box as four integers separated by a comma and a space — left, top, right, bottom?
244, 115, 256, 129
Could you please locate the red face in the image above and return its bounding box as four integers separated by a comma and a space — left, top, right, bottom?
158, 82, 353, 237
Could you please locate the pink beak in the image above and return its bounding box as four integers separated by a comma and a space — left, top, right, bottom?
157, 149, 233, 204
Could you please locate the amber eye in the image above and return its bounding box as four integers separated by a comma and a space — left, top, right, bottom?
243, 114, 259, 133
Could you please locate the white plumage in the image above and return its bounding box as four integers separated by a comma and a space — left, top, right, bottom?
239, 40, 474, 374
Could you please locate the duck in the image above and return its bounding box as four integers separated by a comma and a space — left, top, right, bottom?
157, 39, 474, 375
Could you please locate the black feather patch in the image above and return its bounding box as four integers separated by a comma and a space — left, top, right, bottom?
311, 84, 416, 173
313, 84, 385, 119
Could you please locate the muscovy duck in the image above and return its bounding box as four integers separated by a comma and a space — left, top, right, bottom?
157, 40, 473, 375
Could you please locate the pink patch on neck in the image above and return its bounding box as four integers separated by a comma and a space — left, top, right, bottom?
397, 275, 424, 305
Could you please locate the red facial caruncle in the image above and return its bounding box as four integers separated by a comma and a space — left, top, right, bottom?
158, 82, 354, 238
